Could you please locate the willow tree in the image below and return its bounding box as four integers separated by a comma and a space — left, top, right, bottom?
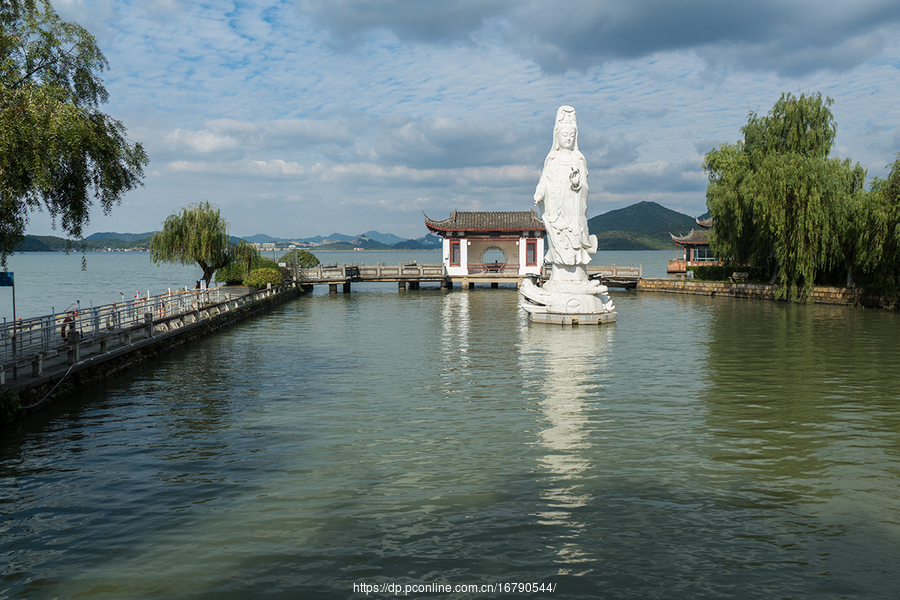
704, 92, 865, 300
0, 0, 148, 263
858, 155, 900, 289
150, 201, 259, 287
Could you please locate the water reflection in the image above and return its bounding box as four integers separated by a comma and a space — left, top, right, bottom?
520, 317, 615, 574
441, 291, 470, 371
700, 298, 900, 585
703, 300, 900, 495
4, 289, 900, 598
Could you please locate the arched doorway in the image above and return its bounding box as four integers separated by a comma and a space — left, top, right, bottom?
481, 246, 508, 271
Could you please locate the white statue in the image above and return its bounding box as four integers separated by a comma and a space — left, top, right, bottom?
534, 105, 598, 273
520, 106, 615, 321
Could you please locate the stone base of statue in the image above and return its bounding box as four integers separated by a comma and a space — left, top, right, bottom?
519, 264, 617, 325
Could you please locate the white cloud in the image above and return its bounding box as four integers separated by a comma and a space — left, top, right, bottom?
25, 0, 900, 241
601, 159, 707, 194
165, 129, 240, 154
247, 159, 305, 176
167, 160, 209, 172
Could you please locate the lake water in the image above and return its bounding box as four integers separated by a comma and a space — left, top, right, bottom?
1, 251, 899, 599
0, 250, 672, 320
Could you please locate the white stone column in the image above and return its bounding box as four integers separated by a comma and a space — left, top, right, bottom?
515, 236, 523, 275
461, 239, 469, 275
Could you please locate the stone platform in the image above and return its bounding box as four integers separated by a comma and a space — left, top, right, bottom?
527, 311, 617, 325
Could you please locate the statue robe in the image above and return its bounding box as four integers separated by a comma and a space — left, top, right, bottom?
535, 150, 596, 267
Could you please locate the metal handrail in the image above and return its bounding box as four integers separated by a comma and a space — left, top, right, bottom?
300, 263, 447, 281
468, 262, 518, 273
1, 288, 228, 366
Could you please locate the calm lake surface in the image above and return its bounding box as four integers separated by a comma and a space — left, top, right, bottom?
0, 249, 666, 321
2, 251, 899, 599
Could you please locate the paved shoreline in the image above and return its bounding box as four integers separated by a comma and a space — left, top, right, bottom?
636, 278, 898, 308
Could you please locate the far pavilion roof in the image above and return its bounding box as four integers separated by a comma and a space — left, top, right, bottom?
671, 229, 710, 246
424, 210, 545, 235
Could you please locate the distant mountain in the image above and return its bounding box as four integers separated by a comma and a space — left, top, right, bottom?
361, 230, 406, 246
351, 236, 393, 250
314, 236, 393, 250
321, 233, 356, 243
311, 241, 355, 250
16, 235, 153, 251
15, 236, 53, 252
296, 235, 325, 244
392, 239, 427, 250
85, 231, 156, 242
588, 201, 699, 250
242, 233, 282, 243
230, 230, 440, 248
415, 233, 442, 249
20, 205, 696, 255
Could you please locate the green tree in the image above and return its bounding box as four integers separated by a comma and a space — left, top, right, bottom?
279, 249, 320, 267
230, 239, 260, 282
215, 255, 278, 285
704, 92, 865, 299
828, 159, 868, 288
0, 0, 148, 263
150, 201, 259, 287
858, 155, 900, 290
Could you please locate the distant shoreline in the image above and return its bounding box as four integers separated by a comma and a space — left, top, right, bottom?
311, 248, 441, 252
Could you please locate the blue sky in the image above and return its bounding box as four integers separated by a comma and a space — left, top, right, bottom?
31, 0, 900, 240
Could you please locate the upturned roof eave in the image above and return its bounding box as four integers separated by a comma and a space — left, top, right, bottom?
424, 210, 545, 234
426, 225, 546, 232
670, 229, 710, 245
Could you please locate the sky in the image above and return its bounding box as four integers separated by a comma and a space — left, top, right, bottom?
28, 0, 900, 241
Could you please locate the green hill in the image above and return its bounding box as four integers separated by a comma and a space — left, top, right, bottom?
316, 237, 394, 251
392, 239, 427, 250
17, 235, 153, 251
314, 242, 357, 250
15, 236, 53, 252
85, 231, 156, 242
588, 201, 699, 250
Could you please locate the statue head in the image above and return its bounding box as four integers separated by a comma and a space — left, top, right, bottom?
551, 106, 578, 152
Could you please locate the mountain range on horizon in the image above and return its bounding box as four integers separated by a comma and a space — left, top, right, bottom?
234, 229, 410, 246
21, 202, 706, 253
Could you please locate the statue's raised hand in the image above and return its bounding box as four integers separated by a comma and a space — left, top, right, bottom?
569, 167, 581, 190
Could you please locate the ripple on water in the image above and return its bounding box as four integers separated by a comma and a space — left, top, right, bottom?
2, 289, 900, 599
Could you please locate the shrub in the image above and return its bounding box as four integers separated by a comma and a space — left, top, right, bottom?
213, 263, 243, 285
0, 389, 23, 422
244, 267, 284, 288
215, 257, 279, 285
279, 250, 320, 267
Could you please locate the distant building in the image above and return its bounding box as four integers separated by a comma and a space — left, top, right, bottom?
668, 217, 721, 272
424, 210, 545, 277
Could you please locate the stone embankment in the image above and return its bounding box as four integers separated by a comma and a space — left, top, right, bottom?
636, 278, 898, 308
2, 283, 302, 425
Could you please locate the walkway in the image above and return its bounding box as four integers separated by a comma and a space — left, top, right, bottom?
300, 262, 642, 291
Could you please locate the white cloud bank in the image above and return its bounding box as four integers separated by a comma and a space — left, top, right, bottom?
30, 0, 899, 240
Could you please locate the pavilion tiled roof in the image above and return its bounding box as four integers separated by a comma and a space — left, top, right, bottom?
696, 216, 714, 229
424, 210, 545, 234
671, 228, 710, 245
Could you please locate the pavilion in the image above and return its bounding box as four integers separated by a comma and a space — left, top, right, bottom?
424, 210, 545, 286
668, 216, 722, 272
